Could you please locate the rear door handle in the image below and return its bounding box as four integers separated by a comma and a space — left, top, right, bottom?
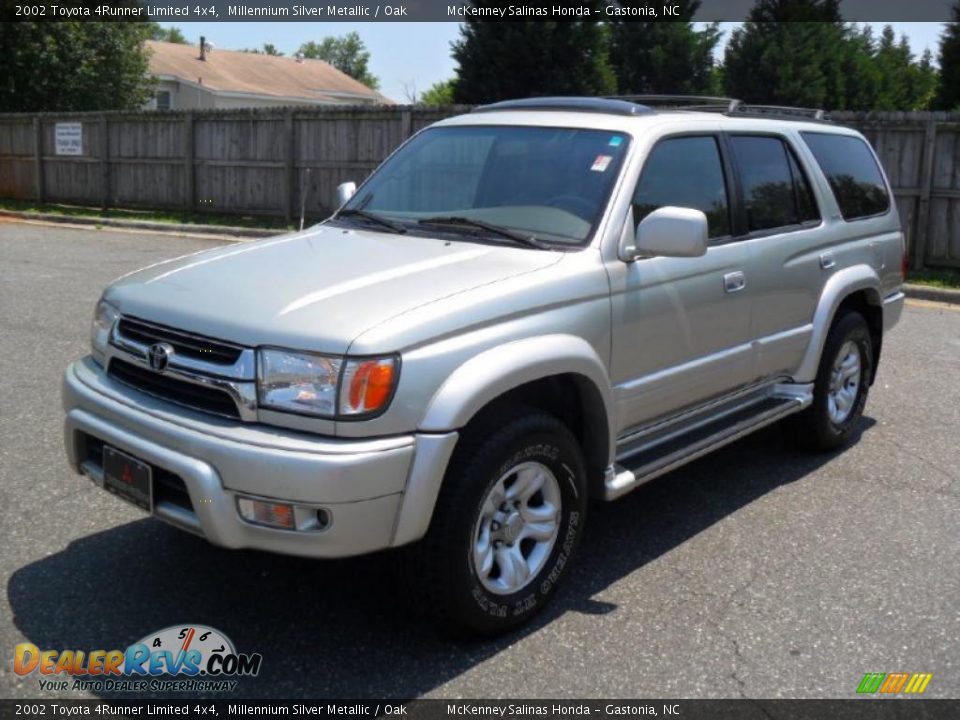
723, 271, 746, 294
820, 252, 836, 269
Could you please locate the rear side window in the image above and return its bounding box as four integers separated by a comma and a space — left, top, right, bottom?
729, 135, 820, 233
633, 136, 731, 238
801, 132, 890, 220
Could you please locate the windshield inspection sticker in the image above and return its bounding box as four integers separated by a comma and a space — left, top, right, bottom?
608, 136, 623, 147
591, 155, 613, 172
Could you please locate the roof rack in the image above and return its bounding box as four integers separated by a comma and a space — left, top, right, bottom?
471, 95, 830, 122
472, 97, 652, 116
607, 94, 740, 112
729, 103, 828, 120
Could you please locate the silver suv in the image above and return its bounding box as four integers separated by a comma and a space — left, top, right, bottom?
63, 97, 905, 635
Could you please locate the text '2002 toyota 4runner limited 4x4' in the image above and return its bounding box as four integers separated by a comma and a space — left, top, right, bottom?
64, 96, 905, 635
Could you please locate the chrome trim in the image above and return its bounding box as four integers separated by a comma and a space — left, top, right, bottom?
105, 323, 257, 422
110, 320, 256, 380
110, 355, 258, 422
606, 395, 806, 501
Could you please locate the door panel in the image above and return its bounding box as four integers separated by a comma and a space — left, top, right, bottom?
609, 241, 755, 433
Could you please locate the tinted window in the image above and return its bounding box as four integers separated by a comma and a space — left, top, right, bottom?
633, 136, 730, 238
730, 136, 819, 232
801, 132, 890, 220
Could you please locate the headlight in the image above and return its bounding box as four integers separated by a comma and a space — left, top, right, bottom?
90, 299, 120, 365
257, 349, 399, 419
258, 349, 341, 417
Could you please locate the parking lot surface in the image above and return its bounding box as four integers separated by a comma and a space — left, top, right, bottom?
1, 221, 958, 699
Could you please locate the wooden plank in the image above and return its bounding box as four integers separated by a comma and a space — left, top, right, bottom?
33, 116, 44, 203
912, 118, 938, 270
284, 109, 295, 223
100, 115, 110, 210
184, 112, 194, 211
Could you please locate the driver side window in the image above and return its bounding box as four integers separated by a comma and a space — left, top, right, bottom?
633, 136, 731, 239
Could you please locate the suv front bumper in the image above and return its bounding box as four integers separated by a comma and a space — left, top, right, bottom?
62, 357, 457, 558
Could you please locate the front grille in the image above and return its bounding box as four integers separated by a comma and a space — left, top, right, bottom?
117, 317, 243, 365
108, 358, 241, 419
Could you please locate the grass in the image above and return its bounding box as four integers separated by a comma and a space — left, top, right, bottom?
0, 199, 295, 231
908, 269, 960, 290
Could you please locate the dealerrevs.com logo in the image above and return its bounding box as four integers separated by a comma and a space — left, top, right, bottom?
13, 624, 262, 693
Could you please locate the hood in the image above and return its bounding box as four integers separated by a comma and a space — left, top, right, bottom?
106, 224, 562, 353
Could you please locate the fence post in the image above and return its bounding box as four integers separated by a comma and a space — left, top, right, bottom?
100, 114, 110, 211
400, 109, 412, 139
32, 116, 44, 204
183, 111, 195, 212
285, 108, 295, 224
913, 116, 938, 271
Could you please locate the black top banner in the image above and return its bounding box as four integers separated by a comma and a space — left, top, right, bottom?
0, 700, 958, 719
2, 0, 957, 22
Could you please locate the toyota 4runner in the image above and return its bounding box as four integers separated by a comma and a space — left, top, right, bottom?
63, 96, 906, 635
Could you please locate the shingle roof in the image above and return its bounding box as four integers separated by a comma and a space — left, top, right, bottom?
146, 40, 388, 104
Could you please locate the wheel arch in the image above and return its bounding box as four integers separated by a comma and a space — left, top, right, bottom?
794, 265, 883, 383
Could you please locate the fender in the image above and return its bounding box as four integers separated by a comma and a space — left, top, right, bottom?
794, 264, 882, 382
419, 334, 615, 442
391, 335, 615, 548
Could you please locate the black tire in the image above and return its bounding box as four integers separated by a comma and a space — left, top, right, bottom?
409, 406, 588, 637
786, 310, 873, 451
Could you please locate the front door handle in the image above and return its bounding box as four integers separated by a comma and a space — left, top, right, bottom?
723, 271, 746, 294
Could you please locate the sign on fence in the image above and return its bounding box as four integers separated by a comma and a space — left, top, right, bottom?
54, 122, 83, 156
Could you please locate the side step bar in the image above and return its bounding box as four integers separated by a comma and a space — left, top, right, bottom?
604, 390, 810, 501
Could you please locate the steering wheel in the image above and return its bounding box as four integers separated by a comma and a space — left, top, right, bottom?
544, 195, 596, 221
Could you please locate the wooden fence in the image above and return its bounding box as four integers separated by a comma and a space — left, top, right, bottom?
1, 107, 959, 269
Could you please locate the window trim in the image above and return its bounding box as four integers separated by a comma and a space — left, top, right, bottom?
800, 130, 892, 223
631, 131, 736, 245
723, 131, 824, 241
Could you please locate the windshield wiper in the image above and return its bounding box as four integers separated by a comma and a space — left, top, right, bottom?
417, 216, 550, 250
335, 207, 407, 234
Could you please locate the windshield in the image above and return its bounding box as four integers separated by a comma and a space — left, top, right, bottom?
337, 125, 631, 246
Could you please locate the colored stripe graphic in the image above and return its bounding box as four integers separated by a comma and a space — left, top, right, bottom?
904, 673, 933, 694
857, 673, 885, 694
880, 672, 909, 693
857, 672, 932, 694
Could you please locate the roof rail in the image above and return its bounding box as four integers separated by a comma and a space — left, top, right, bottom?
608, 95, 741, 112
473, 97, 652, 116
729, 103, 828, 121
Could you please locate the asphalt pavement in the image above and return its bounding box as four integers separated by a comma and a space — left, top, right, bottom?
1, 220, 958, 700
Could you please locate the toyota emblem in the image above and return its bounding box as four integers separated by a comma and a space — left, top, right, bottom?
148, 342, 174, 372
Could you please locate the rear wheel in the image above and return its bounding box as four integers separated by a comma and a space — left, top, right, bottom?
411, 407, 588, 637
787, 310, 873, 451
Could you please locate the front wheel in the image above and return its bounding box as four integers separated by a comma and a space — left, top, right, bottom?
787, 310, 873, 451
412, 408, 588, 636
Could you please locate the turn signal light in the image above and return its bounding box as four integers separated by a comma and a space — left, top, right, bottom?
237, 498, 295, 530
340, 357, 397, 416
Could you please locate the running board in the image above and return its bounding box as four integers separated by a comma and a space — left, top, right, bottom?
604, 391, 809, 501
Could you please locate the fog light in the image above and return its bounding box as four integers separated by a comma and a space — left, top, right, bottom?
237, 497, 295, 530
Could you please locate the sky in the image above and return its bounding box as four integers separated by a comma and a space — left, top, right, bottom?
158, 21, 950, 104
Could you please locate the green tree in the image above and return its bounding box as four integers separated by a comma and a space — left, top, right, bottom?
419, 79, 457, 105
298, 32, 379, 89
241, 44, 284, 56
909, 49, 938, 111
608, 1, 721, 95
936, 2, 960, 109
148, 24, 187, 44
452, 2, 615, 103
725, 0, 849, 108
0, 22, 153, 112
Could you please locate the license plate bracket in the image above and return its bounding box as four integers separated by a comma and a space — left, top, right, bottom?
102, 445, 153, 512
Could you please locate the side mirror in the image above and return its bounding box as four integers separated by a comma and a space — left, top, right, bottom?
622, 206, 709, 261
336, 181, 357, 207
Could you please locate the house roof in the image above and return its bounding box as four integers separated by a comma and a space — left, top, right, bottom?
146, 40, 388, 104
